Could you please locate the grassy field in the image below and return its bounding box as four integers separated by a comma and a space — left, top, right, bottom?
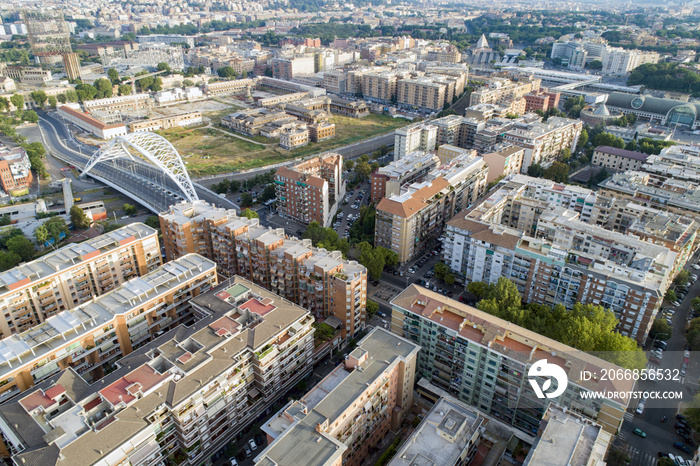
202, 106, 243, 126
165, 113, 408, 176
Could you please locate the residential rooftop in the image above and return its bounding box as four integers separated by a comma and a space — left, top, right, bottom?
0, 223, 157, 294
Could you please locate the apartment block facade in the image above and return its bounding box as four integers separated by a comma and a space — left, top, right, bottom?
275, 153, 345, 227
469, 77, 541, 106
0, 143, 32, 195
256, 328, 420, 466
394, 123, 438, 160
0, 276, 314, 465
391, 285, 633, 436
591, 145, 650, 171
376, 152, 488, 264
159, 201, 367, 339
362, 72, 399, 102
443, 175, 680, 343
0, 254, 216, 403
371, 152, 440, 202
271, 56, 316, 80
397, 77, 447, 111
503, 117, 583, 171
0, 223, 161, 338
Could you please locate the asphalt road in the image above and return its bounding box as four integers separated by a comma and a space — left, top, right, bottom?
38, 111, 236, 213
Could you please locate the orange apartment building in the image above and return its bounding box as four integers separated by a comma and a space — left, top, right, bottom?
0, 254, 217, 402
160, 200, 367, 339
0, 223, 161, 338
275, 153, 345, 227
257, 327, 420, 466
0, 143, 32, 196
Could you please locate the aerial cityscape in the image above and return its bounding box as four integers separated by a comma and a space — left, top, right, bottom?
1, 0, 700, 465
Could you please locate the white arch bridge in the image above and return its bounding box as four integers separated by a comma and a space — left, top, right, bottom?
78, 132, 232, 214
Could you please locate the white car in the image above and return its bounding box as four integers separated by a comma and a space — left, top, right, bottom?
248, 439, 258, 451
693, 264, 700, 270
635, 401, 645, 414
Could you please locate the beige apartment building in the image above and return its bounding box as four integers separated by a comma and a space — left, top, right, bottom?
0, 224, 160, 338
397, 77, 448, 111
482, 144, 525, 182
279, 126, 310, 150
275, 153, 345, 227
204, 78, 256, 96
159, 201, 367, 339
0, 254, 216, 402
503, 117, 583, 171
362, 72, 399, 102
376, 152, 488, 264
256, 327, 420, 466
469, 77, 541, 106
591, 145, 650, 171
0, 276, 315, 465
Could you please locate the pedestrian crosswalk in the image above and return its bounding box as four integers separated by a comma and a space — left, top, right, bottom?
615, 442, 658, 466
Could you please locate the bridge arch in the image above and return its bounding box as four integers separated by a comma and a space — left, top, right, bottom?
82, 132, 199, 203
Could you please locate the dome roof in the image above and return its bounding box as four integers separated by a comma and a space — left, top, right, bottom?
592, 104, 611, 116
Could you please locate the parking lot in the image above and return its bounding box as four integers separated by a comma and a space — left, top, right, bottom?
332, 180, 371, 239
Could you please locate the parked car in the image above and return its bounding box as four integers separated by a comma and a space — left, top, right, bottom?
243, 445, 252, 458
229, 458, 239, 466
636, 401, 645, 414
633, 428, 647, 438
248, 439, 257, 451
674, 441, 692, 454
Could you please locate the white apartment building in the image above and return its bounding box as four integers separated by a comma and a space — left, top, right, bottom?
394, 123, 438, 160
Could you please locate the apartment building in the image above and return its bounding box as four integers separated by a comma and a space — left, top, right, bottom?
389, 395, 484, 466
640, 145, 700, 183
362, 72, 399, 102
472, 117, 515, 154
591, 145, 650, 171
0, 254, 216, 403
371, 152, 441, 202
57, 105, 128, 140
376, 152, 488, 264
275, 153, 345, 227
433, 114, 464, 147
503, 117, 583, 171
329, 96, 370, 118
0, 276, 315, 465
464, 99, 526, 121
397, 77, 448, 111
137, 34, 195, 47
524, 89, 561, 113
523, 405, 611, 465
599, 171, 700, 217
394, 123, 438, 160
469, 77, 541, 106
308, 121, 336, 142
391, 285, 634, 435
159, 201, 367, 339
482, 144, 525, 183
256, 327, 420, 466
271, 56, 315, 80
0, 143, 32, 195
129, 112, 202, 133
601, 47, 659, 76
0, 223, 160, 338
443, 175, 678, 343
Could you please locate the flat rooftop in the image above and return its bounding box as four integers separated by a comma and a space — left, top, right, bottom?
389, 397, 483, 466
0, 223, 157, 294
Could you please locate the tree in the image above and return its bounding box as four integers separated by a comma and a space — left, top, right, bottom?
666, 289, 678, 303
48, 96, 57, 108
94, 78, 113, 98
692, 296, 700, 313
151, 77, 163, 92
34, 225, 50, 245
649, 319, 672, 341
108, 68, 120, 84
22, 110, 39, 123
156, 62, 171, 73
366, 300, 379, 318
684, 392, 700, 432
593, 132, 625, 149
145, 215, 160, 229
229, 180, 241, 193
606, 448, 630, 466
467, 281, 489, 299
118, 84, 132, 96
70, 205, 91, 229
657, 459, 675, 466
242, 208, 259, 219
675, 270, 691, 287
261, 185, 276, 202
240, 193, 254, 208
217, 66, 237, 78
345, 160, 355, 171
527, 163, 543, 178
542, 161, 569, 183
354, 161, 372, 181
65, 89, 78, 102
123, 204, 138, 216
577, 128, 588, 149
687, 318, 700, 351
434, 262, 448, 280
183, 79, 194, 87
0, 251, 21, 272
30, 90, 47, 108
10, 93, 23, 115
45, 217, 68, 242
6, 235, 35, 262
587, 60, 603, 70
213, 179, 230, 194
444, 273, 455, 286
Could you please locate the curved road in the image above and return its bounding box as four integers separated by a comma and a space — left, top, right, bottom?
38, 111, 236, 213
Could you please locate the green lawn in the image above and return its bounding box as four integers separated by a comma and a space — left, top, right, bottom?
164, 113, 408, 176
